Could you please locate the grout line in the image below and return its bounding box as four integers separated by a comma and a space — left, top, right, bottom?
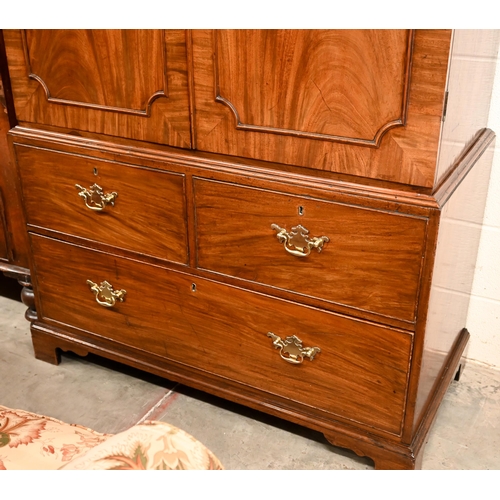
468, 293, 500, 305
433, 285, 500, 305
135, 385, 180, 424
452, 54, 499, 63
464, 356, 500, 372
442, 217, 483, 229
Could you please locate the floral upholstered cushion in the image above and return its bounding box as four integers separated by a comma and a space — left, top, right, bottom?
0, 405, 111, 470
60, 421, 223, 470
0, 405, 223, 470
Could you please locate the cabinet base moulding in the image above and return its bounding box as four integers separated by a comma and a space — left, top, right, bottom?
29, 322, 469, 470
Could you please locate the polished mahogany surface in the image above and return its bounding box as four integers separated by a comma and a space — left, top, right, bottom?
194, 178, 428, 324
0, 32, 29, 273
31, 233, 412, 436
192, 30, 452, 188
3, 29, 192, 148
2, 29, 497, 469
15, 144, 188, 265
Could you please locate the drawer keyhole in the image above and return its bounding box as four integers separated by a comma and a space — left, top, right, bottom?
298, 206, 304, 216
191, 283, 197, 292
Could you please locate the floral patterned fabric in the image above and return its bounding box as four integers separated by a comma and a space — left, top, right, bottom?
0, 405, 223, 470
0, 405, 111, 470
61, 421, 223, 470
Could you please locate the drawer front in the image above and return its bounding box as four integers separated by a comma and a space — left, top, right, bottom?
16, 145, 188, 264
194, 179, 428, 323
31, 234, 412, 435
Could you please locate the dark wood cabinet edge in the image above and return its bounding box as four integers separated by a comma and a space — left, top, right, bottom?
433, 128, 495, 207
400, 210, 441, 441
0, 30, 17, 128
0, 192, 13, 261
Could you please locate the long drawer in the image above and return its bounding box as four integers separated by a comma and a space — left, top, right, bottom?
31, 233, 413, 435
194, 179, 428, 324
15, 144, 188, 264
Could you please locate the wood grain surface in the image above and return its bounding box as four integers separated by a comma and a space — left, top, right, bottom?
31, 233, 412, 436
192, 29, 452, 188
194, 178, 429, 324
0, 32, 29, 269
3, 29, 192, 148
15, 144, 188, 264
3, 29, 498, 470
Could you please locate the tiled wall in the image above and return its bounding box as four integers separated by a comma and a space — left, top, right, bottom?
466, 52, 500, 369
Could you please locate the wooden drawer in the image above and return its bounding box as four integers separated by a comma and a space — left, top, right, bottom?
31, 234, 413, 436
15, 144, 188, 264
194, 179, 428, 324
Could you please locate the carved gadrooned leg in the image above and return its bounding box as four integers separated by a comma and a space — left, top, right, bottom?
18, 274, 37, 322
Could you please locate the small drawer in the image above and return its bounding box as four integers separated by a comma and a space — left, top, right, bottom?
31, 234, 412, 436
194, 179, 428, 324
15, 144, 188, 264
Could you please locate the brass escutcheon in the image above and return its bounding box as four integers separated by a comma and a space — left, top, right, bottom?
87, 280, 127, 308
271, 224, 329, 257
75, 183, 117, 211
267, 332, 321, 364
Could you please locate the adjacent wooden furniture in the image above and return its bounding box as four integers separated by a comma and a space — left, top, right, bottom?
2, 29, 498, 469
0, 30, 31, 309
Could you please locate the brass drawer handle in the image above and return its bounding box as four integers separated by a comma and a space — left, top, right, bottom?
267, 332, 321, 364
271, 224, 329, 257
87, 280, 127, 308
75, 183, 117, 211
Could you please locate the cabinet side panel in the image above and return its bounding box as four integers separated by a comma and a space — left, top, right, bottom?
413, 140, 495, 430
436, 30, 500, 185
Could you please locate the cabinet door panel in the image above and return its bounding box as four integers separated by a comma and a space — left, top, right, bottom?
24, 30, 165, 114
213, 30, 411, 145
4, 29, 192, 148
192, 29, 452, 188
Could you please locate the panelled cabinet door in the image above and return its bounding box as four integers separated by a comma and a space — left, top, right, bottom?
191, 30, 452, 188
3, 29, 192, 148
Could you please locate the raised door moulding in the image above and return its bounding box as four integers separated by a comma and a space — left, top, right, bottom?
212, 30, 415, 147
21, 29, 169, 117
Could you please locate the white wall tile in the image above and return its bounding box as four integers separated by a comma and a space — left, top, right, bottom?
466, 296, 500, 367
471, 226, 500, 302
466, 39, 500, 368
482, 147, 500, 228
